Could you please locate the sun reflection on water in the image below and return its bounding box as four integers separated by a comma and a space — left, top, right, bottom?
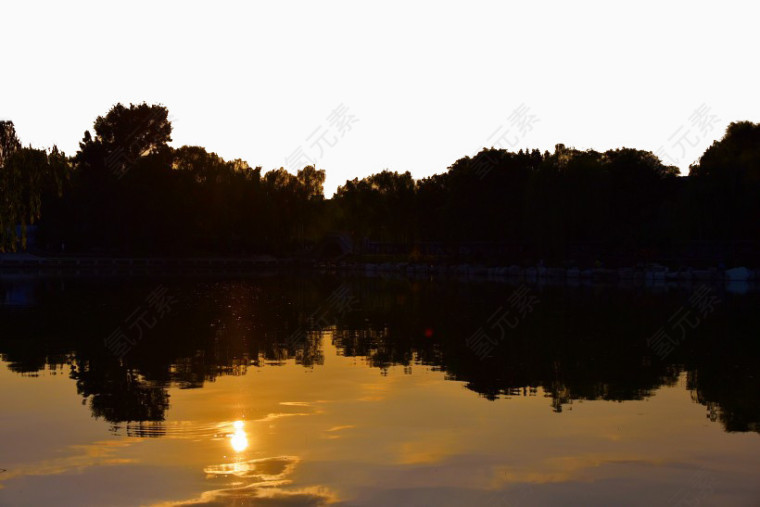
229, 420, 248, 453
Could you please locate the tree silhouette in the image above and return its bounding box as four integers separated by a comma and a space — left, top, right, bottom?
0, 146, 70, 251
75, 102, 172, 178
0, 104, 756, 265
687, 121, 760, 243
0, 121, 21, 168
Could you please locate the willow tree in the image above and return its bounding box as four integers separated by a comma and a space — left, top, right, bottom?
0, 146, 71, 251
0, 121, 21, 168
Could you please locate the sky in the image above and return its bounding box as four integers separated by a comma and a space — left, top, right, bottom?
2, 0, 759, 195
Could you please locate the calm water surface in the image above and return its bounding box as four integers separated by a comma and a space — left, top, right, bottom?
0, 276, 759, 506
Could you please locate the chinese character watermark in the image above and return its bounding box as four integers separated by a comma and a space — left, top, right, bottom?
492, 479, 535, 506
103, 285, 178, 360
466, 285, 540, 359
103, 110, 177, 179
647, 285, 721, 360
668, 467, 717, 506
475, 103, 540, 179
285, 284, 358, 348
285, 103, 358, 169
655, 103, 721, 168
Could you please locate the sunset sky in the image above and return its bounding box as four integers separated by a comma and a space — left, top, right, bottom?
3, 0, 759, 195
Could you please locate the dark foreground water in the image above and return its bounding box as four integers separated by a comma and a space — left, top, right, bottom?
0, 276, 759, 506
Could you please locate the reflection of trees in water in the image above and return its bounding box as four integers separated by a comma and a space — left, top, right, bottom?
115, 421, 167, 438
72, 361, 169, 429
330, 281, 678, 407
0, 277, 758, 434
684, 312, 760, 434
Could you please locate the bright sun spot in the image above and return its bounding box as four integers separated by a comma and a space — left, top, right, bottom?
230, 420, 248, 453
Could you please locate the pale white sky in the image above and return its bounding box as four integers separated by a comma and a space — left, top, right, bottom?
2, 0, 759, 195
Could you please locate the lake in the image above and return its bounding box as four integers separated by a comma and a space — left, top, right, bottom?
1, 276, 759, 506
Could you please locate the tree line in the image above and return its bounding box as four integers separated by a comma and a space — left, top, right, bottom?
1, 103, 758, 263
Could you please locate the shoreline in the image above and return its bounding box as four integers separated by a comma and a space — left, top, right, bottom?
0, 253, 756, 279
0, 254, 757, 294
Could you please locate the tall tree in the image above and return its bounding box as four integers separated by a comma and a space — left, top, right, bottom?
76, 102, 172, 178
0, 121, 21, 169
